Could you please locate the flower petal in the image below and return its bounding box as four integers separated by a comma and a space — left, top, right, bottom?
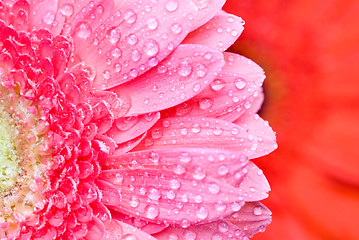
29, 0, 59, 31
112, 220, 157, 240
101, 148, 249, 186
228, 202, 272, 238
99, 169, 244, 225
168, 71, 257, 122
106, 112, 160, 144
111, 44, 225, 116
154, 220, 248, 240
191, 0, 226, 30
70, 0, 198, 89
183, 10, 244, 52
135, 116, 275, 159
234, 114, 277, 159
239, 162, 270, 201
223, 52, 265, 87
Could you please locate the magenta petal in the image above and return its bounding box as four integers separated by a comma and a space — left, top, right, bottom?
135, 116, 274, 159
106, 112, 160, 144
72, 0, 197, 89
170, 71, 257, 121
184, 10, 244, 52
99, 169, 244, 225
223, 52, 265, 87
112, 44, 225, 116
228, 202, 272, 238
154, 220, 248, 240
191, 0, 226, 30
102, 148, 249, 186
239, 162, 271, 201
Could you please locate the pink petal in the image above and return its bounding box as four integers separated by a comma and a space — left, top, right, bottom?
84, 217, 106, 240
168, 71, 257, 122
99, 169, 244, 225
135, 116, 275, 159
191, 0, 226, 30
102, 220, 123, 239
96, 179, 122, 206
111, 44, 225, 116
70, 0, 197, 89
238, 162, 270, 201
112, 220, 158, 240
101, 148, 249, 186
154, 220, 248, 240
223, 52, 265, 87
183, 10, 244, 52
113, 132, 147, 155
234, 114, 278, 159
29, 0, 59, 30
228, 202, 272, 238
106, 112, 160, 144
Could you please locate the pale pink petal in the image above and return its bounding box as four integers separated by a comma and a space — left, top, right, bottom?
168, 71, 256, 122
238, 162, 270, 201
28, 0, 59, 30
183, 10, 244, 52
234, 114, 277, 159
228, 202, 272, 238
70, 0, 197, 89
134, 116, 274, 159
247, 88, 264, 114
111, 44, 225, 116
114, 220, 158, 240
223, 52, 265, 87
99, 169, 244, 225
102, 220, 123, 239
191, 0, 226, 30
84, 217, 106, 240
106, 112, 160, 144
154, 220, 248, 240
96, 179, 122, 206
101, 148, 249, 186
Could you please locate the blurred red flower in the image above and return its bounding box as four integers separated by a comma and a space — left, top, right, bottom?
224, 0, 359, 239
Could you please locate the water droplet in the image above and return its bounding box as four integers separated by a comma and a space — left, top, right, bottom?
178, 61, 192, 77
129, 196, 140, 208
196, 207, 208, 220
124, 9, 137, 24
165, 0, 179, 12
210, 79, 225, 91
148, 188, 161, 200
235, 78, 246, 89
171, 23, 182, 34
169, 179, 181, 190
231, 201, 242, 211
215, 201, 226, 212
111, 48, 122, 58
194, 63, 207, 77
60, 4, 74, 17
122, 234, 138, 240
218, 222, 229, 232
213, 127, 224, 136
103, 70, 111, 80
126, 34, 138, 45
212, 233, 223, 240
179, 153, 192, 163
151, 128, 162, 139
75, 22, 92, 39
191, 124, 201, 133
193, 83, 201, 93
147, 17, 159, 30
145, 204, 160, 219
107, 27, 121, 44
254, 206, 262, 216
217, 165, 229, 176
198, 98, 213, 110
144, 39, 159, 56
208, 183, 220, 194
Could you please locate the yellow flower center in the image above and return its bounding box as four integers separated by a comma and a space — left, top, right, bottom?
0, 111, 19, 193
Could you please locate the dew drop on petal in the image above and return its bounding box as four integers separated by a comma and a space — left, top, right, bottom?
60, 3, 74, 17
210, 79, 225, 91
124, 9, 137, 24
178, 61, 192, 77
144, 39, 159, 56
196, 207, 209, 220
235, 78, 246, 89
165, 0, 179, 12
198, 98, 213, 110
75, 22, 92, 39
129, 196, 140, 208
171, 23, 182, 34
145, 204, 160, 219
254, 206, 263, 216
147, 17, 159, 30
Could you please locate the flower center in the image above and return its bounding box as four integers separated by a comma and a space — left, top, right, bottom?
0, 111, 19, 193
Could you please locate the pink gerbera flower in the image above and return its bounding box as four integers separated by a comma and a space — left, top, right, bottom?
0, 0, 277, 239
